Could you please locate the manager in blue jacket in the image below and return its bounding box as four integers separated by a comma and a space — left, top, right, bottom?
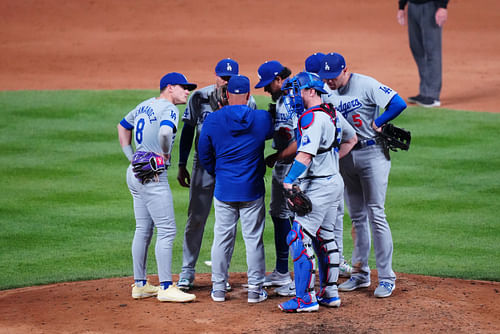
198, 75, 273, 304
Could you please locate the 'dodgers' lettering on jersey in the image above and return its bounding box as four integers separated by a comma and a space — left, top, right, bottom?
334, 98, 362, 118
135, 106, 157, 124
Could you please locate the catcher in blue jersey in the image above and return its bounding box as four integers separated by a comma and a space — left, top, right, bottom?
319, 52, 407, 298
117, 72, 197, 303
279, 72, 357, 313
176, 59, 257, 292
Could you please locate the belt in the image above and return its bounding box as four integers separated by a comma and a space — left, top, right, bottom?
353, 137, 382, 150
301, 174, 333, 180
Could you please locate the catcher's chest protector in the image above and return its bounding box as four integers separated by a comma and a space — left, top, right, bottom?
298, 103, 339, 150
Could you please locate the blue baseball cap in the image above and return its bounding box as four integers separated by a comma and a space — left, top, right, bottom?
305, 52, 325, 74
255, 60, 284, 88
215, 58, 239, 77
227, 75, 250, 94
318, 52, 346, 80
160, 72, 197, 91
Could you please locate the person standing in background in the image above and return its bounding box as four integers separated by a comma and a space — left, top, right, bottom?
397, 0, 449, 108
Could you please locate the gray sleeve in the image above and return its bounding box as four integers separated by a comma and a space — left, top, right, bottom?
182, 91, 201, 126
247, 95, 257, 109
366, 77, 397, 110
339, 112, 356, 142
123, 108, 136, 128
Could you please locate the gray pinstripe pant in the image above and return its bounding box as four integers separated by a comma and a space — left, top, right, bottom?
408, 1, 443, 100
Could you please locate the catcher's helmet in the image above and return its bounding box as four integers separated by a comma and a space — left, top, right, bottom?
283, 71, 327, 118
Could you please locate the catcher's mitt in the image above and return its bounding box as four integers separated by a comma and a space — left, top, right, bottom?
283, 185, 312, 216
379, 123, 411, 151
132, 151, 166, 184
209, 84, 228, 111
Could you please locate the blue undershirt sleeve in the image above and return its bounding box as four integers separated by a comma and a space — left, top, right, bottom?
178, 123, 195, 166
375, 94, 407, 127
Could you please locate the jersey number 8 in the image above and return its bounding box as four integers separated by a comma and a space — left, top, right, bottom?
135, 118, 145, 144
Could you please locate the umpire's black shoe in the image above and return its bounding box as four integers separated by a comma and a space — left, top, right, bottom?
416, 96, 441, 108
407, 94, 422, 104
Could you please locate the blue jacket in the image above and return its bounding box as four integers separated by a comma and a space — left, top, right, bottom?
198, 104, 273, 202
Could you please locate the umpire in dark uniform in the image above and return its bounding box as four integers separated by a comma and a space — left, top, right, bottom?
397, 0, 449, 108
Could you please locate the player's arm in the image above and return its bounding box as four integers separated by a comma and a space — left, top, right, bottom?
197, 119, 216, 176
339, 133, 357, 159
158, 124, 175, 161
177, 123, 195, 187
283, 151, 312, 190
117, 121, 134, 162
277, 141, 298, 162
373, 94, 407, 131
338, 113, 358, 159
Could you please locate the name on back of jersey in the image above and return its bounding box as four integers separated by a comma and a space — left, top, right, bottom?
135, 105, 157, 123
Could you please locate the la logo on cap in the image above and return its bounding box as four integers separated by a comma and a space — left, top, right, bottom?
325, 63, 330, 71
227, 63, 232, 71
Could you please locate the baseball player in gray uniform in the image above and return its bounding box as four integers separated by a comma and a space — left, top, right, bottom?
117, 72, 197, 302
319, 52, 407, 298
254, 60, 295, 290
177, 59, 257, 291
306, 52, 354, 279
279, 72, 357, 313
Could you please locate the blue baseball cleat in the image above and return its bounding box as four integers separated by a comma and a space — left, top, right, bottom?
317, 295, 341, 308
278, 296, 319, 313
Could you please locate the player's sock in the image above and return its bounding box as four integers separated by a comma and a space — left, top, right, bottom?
134, 280, 147, 287
160, 281, 173, 290
272, 216, 291, 273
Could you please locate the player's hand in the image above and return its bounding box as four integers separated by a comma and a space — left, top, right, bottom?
372, 121, 382, 133
435, 8, 448, 27
283, 182, 293, 190
397, 9, 406, 25
265, 153, 278, 168
177, 165, 191, 187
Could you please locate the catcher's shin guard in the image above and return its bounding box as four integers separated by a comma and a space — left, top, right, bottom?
316, 227, 340, 297
287, 221, 316, 302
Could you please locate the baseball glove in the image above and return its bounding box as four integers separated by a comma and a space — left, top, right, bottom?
209, 84, 228, 111
283, 184, 312, 216
379, 123, 411, 151
132, 151, 166, 184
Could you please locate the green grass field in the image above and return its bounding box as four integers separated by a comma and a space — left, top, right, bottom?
1, 90, 499, 290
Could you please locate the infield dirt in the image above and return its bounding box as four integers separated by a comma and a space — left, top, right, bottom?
1, 0, 499, 333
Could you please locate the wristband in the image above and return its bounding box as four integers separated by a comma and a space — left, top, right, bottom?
283, 160, 307, 184
122, 145, 134, 162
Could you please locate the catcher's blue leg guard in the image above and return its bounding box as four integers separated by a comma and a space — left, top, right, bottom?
278, 221, 319, 313
316, 227, 341, 307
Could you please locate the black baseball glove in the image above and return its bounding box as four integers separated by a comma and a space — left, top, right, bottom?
209, 84, 228, 111
379, 123, 411, 151
283, 185, 312, 216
